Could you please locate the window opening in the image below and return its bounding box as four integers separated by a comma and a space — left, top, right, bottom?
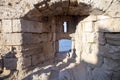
63, 21, 68, 33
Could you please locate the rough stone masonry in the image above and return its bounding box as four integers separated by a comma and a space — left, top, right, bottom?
0, 0, 120, 80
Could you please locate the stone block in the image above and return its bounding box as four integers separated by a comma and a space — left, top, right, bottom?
97, 32, 106, 45
94, 0, 113, 11
12, 19, 45, 33
2, 20, 12, 33
4, 58, 18, 70
12, 19, 22, 32
22, 56, 31, 69
100, 44, 120, 60
97, 15, 110, 20
43, 42, 54, 60
22, 33, 43, 44
3, 33, 22, 45
105, 33, 120, 46
32, 54, 45, 66
22, 46, 43, 57
106, 0, 120, 17
83, 22, 93, 32
81, 15, 97, 22
97, 18, 120, 32
86, 33, 96, 43
21, 20, 44, 33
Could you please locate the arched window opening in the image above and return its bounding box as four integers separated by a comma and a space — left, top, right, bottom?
63, 21, 68, 33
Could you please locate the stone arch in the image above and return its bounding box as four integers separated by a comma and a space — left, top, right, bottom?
0, 0, 120, 79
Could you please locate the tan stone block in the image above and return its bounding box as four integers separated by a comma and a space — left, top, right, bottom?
3, 33, 22, 45
12, 19, 22, 32
2, 20, 12, 33
94, 0, 113, 11
83, 22, 93, 32
97, 15, 110, 20
82, 15, 97, 22
106, 0, 120, 17
87, 33, 96, 43
97, 18, 120, 32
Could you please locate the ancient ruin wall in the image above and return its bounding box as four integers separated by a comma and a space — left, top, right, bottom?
0, 0, 120, 79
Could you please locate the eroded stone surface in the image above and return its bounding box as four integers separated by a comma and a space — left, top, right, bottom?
0, 0, 120, 80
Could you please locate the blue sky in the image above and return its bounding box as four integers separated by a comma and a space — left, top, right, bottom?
59, 39, 72, 52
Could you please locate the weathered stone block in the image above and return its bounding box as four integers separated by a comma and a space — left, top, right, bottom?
22, 56, 31, 68
22, 46, 43, 57
100, 44, 120, 60
3, 33, 22, 45
43, 42, 54, 60
12, 19, 45, 33
32, 54, 45, 66
2, 20, 12, 33
106, 0, 120, 17
97, 32, 106, 45
83, 22, 93, 32
97, 18, 120, 32
22, 33, 43, 44
12, 19, 22, 32
4, 58, 18, 70
97, 15, 110, 20
81, 15, 97, 22
21, 20, 44, 33
94, 0, 113, 11
85, 33, 96, 43
105, 33, 120, 46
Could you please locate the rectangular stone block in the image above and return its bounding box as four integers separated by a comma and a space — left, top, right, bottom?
105, 33, 120, 46
22, 56, 31, 69
22, 33, 52, 44
22, 46, 43, 57
3, 33, 22, 45
2, 20, 12, 33
99, 33, 106, 45
83, 33, 96, 43
96, 18, 120, 32
32, 54, 45, 66
43, 42, 54, 60
21, 20, 44, 33
81, 15, 97, 22
83, 22, 93, 32
12, 19, 46, 33
12, 19, 22, 32
22, 33, 42, 44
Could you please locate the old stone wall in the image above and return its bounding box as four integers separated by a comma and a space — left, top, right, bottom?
0, 19, 55, 72
0, 0, 120, 79
75, 15, 120, 80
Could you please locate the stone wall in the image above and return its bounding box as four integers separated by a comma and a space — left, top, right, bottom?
0, 0, 120, 79
0, 19, 55, 72
75, 15, 120, 80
